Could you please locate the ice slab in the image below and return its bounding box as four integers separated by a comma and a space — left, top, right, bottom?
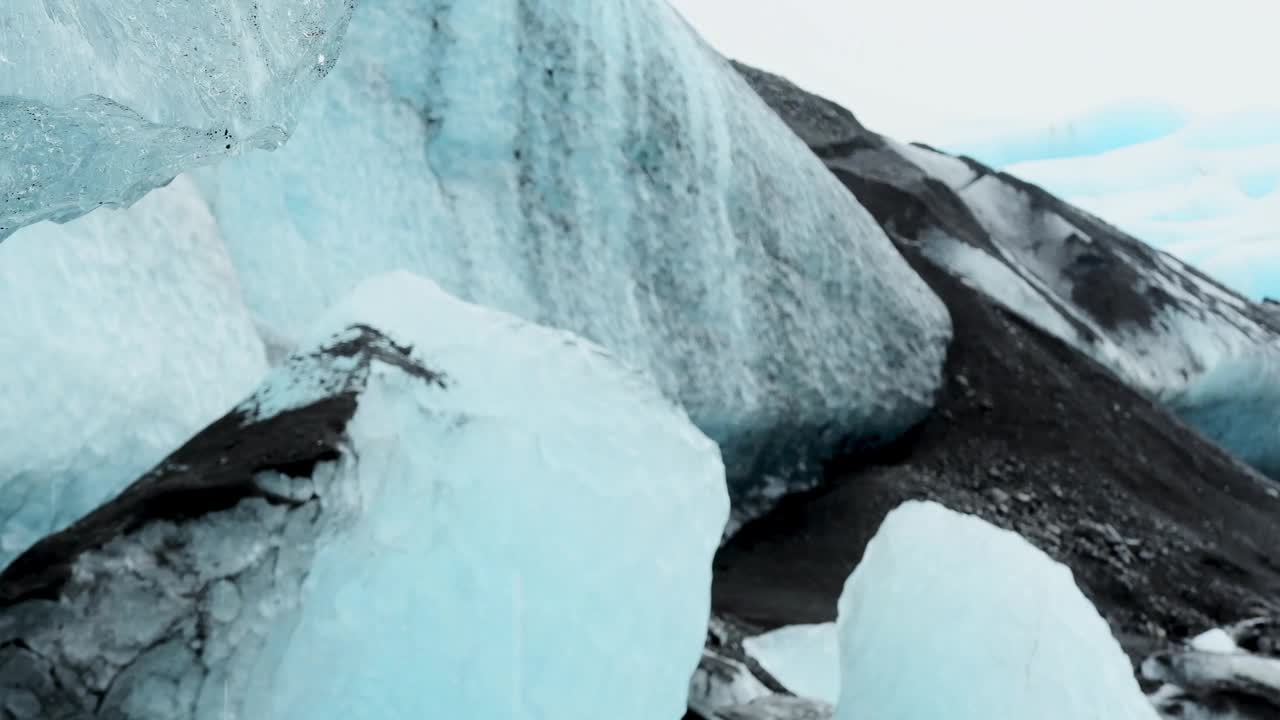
835, 501, 1158, 720
0, 271, 728, 720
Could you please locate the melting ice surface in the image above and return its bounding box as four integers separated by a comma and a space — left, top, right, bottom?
242, 272, 729, 719
835, 501, 1158, 720
194, 0, 952, 499
0, 0, 355, 239
0, 176, 267, 569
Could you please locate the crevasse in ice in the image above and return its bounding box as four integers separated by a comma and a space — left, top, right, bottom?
193, 0, 952, 502
0, 0, 355, 239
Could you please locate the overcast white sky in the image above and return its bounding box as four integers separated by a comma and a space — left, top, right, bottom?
669, 0, 1280, 144
670, 1, 1280, 298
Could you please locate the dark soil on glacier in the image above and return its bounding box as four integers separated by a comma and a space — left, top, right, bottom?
710, 61, 1280, 665
712, 249, 1280, 661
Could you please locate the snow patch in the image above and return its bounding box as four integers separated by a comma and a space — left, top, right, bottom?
1, 272, 728, 719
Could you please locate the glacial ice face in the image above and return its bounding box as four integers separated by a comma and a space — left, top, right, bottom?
195, 0, 952, 502
0, 0, 354, 239
835, 501, 1158, 720
0, 272, 728, 719
688, 650, 773, 718
0, 175, 267, 570
253, 272, 730, 719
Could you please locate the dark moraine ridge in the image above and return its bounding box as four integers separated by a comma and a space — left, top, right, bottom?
714, 62, 1280, 663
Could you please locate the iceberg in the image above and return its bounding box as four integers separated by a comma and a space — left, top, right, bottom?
834, 501, 1158, 720
194, 0, 951, 507
0, 0, 355, 239
0, 175, 267, 570
0, 272, 728, 720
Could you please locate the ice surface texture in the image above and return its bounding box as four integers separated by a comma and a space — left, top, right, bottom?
0, 272, 728, 719
742, 624, 840, 705
0, 0, 355, 239
835, 501, 1158, 720
0, 176, 267, 570
195, 0, 951, 502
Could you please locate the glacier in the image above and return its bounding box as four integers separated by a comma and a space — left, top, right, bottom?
735, 62, 1280, 484
0, 176, 267, 570
0, 271, 728, 719
191, 0, 952, 505
0, 0, 355, 239
834, 501, 1158, 720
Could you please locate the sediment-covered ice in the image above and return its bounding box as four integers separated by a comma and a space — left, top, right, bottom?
194, 0, 951, 503
0, 271, 728, 720
0, 0, 355, 238
834, 501, 1158, 720
0, 175, 266, 570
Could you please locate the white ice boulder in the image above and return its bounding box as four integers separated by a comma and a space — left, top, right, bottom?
834, 501, 1158, 720
251, 271, 729, 719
